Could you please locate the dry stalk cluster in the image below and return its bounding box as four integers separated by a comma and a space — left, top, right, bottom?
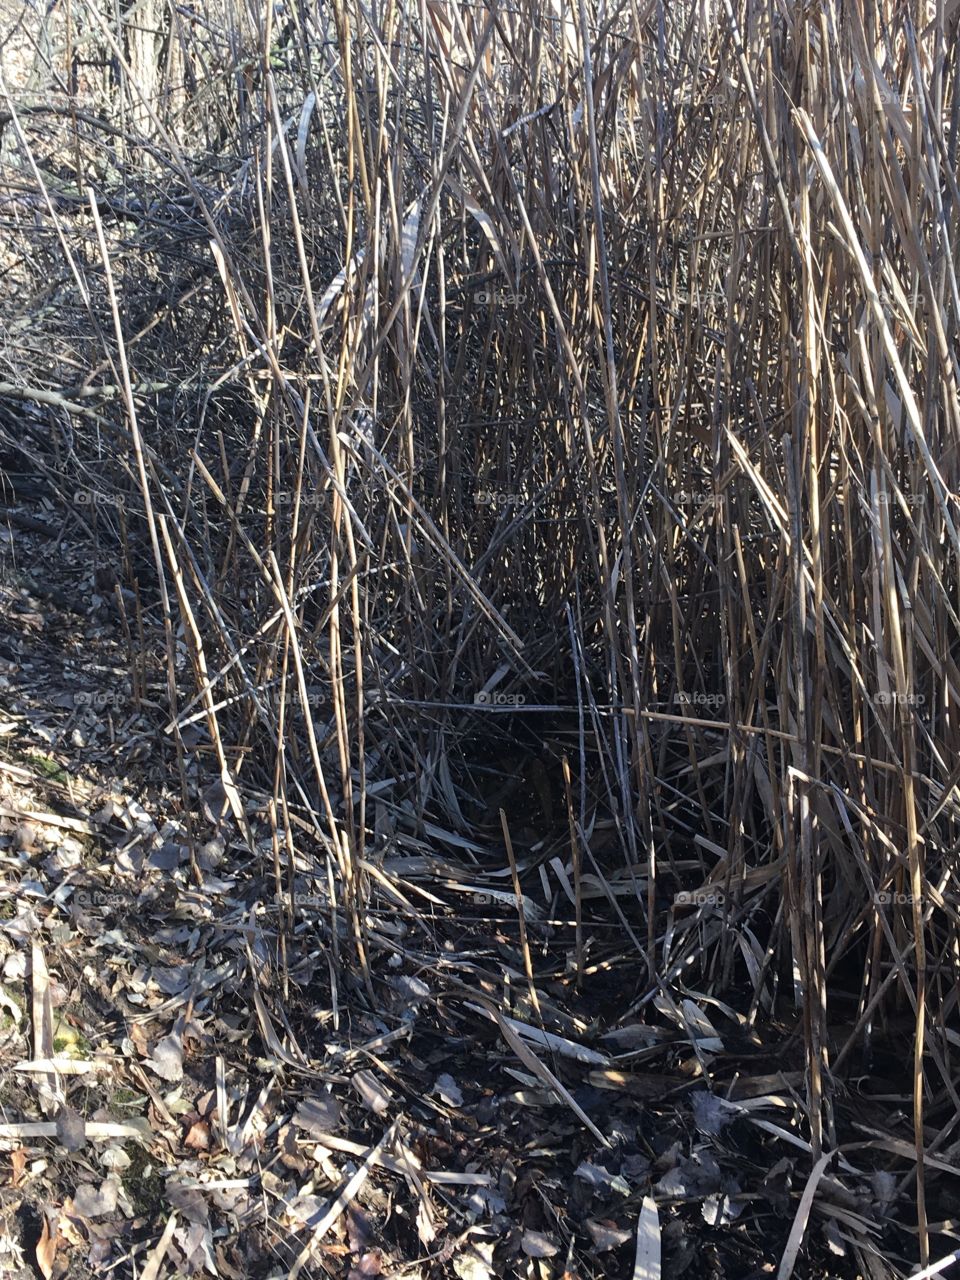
1, 0, 959, 1235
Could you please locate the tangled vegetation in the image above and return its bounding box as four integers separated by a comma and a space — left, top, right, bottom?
2, 0, 960, 1275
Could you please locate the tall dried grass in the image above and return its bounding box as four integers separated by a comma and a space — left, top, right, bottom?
2, 0, 959, 1258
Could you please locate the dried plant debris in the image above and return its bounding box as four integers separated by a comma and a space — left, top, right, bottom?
0, 585, 932, 1280
2, 0, 959, 1274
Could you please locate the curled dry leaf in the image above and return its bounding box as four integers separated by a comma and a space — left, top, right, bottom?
585, 1219, 632, 1251
352, 1069, 392, 1116
574, 1160, 631, 1195
183, 1118, 211, 1151
35, 1212, 57, 1280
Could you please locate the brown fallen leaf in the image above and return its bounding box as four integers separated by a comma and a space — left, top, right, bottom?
346, 1206, 375, 1252
183, 1118, 211, 1151
86, 1231, 113, 1268
127, 1023, 149, 1057
35, 1211, 58, 1280
54, 1212, 85, 1248
214, 1242, 246, 1280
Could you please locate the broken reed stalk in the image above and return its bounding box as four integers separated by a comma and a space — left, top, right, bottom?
561, 753, 584, 993
3, 0, 960, 1258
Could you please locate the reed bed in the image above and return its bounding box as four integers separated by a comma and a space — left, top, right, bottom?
2, 0, 960, 1265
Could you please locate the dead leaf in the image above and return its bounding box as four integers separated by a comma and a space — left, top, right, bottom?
71, 1179, 119, 1219
391, 974, 431, 1005
127, 1023, 149, 1057
173, 1220, 216, 1274
56, 1105, 86, 1152
148, 842, 183, 871
690, 1090, 734, 1136
634, 1196, 661, 1279
585, 1219, 631, 1251
416, 1197, 436, 1245
146, 1032, 183, 1082
183, 1119, 211, 1151
86, 1231, 113, 1268
286, 1193, 326, 1227
574, 1160, 631, 1195
352, 1069, 391, 1116
55, 1214, 86, 1247
656, 1147, 723, 1198
215, 1242, 246, 1280
294, 1094, 340, 1136
201, 779, 229, 826
452, 1239, 496, 1280
702, 1193, 742, 1226
521, 1229, 558, 1258
35, 1212, 57, 1280
165, 1180, 209, 1227
432, 1073, 463, 1107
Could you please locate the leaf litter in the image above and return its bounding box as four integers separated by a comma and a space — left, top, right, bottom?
0, 516, 937, 1280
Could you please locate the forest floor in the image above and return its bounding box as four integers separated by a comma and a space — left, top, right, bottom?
0, 501, 922, 1280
